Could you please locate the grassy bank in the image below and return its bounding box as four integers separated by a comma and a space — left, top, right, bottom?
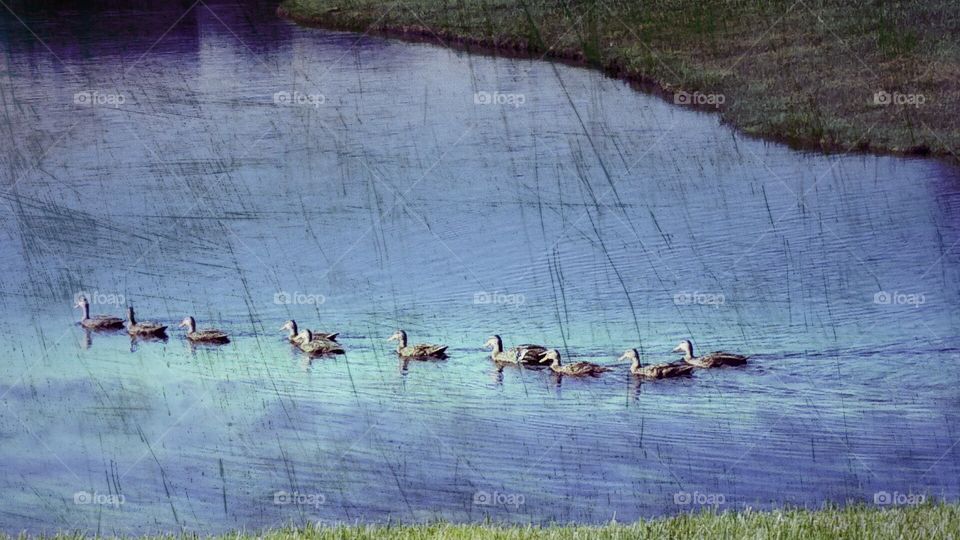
278, 0, 959, 159
22, 504, 960, 539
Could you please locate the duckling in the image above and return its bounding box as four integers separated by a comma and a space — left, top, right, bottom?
543, 349, 611, 376
672, 340, 747, 368
280, 320, 339, 344
388, 330, 447, 359
74, 296, 123, 330
296, 329, 344, 355
620, 349, 694, 379
179, 316, 229, 344
126, 306, 167, 337
483, 335, 547, 364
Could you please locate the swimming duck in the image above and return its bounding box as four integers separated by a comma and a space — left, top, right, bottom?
74, 296, 124, 330
126, 306, 167, 337
388, 330, 447, 359
483, 335, 547, 364
620, 349, 695, 378
179, 316, 230, 344
672, 340, 747, 368
543, 349, 611, 376
296, 329, 345, 355
280, 320, 339, 344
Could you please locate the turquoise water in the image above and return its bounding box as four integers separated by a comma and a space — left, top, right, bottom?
1, 1, 959, 535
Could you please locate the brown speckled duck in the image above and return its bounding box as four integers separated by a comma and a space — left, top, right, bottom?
280, 320, 339, 344
620, 349, 695, 379
388, 330, 447, 359
179, 316, 229, 344
543, 349, 611, 377
296, 329, 345, 355
74, 296, 124, 330
483, 335, 547, 364
672, 340, 748, 368
126, 306, 167, 337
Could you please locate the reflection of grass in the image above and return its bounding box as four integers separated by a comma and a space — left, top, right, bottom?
278, 0, 959, 160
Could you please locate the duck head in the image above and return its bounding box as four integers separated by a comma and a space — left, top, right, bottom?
672, 340, 694, 359
619, 348, 641, 368
74, 296, 90, 319
280, 320, 298, 336
387, 330, 407, 346
542, 349, 561, 367
483, 335, 503, 351
179, 316, 196, 333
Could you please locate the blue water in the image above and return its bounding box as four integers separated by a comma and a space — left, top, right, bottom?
1, 1, 959, 535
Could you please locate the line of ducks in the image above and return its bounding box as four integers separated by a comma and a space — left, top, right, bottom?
75, 296, 748, 379
482, 334, 747, 378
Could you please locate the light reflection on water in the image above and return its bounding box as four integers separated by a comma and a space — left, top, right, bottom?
0, 0, 958, 535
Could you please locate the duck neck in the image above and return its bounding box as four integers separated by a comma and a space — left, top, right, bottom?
186, 319, 196, 333
632, 357, 641, 372
81, 303, 90, 321
396, 334, 407, 350
127, 309, 136, 326
490, 338, 503, 356
684, 345, 694, 361
287, 321, 298, 338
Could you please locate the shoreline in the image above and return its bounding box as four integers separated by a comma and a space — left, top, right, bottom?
276, 2, 957, 163
18, 503, 960, 539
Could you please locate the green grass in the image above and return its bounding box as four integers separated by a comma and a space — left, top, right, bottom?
15, 504, 960, 539
278, 0, 960, 160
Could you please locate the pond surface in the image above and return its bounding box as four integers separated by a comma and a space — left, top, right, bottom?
1, 0, 959, 535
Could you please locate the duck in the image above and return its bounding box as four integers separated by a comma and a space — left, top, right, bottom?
74, 296, 124, 330
483, 335, 547, 364
179, 316, 230, 344
620, 348, 695, 379
388, 330, 447, 359
126, 306, 167, 337
543, 349, 611, 376
296, 329, 345, 355
280, 320, 339, 344
672, 340, 748, 368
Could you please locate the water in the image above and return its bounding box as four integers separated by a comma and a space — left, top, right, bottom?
1, 1, 959, 535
